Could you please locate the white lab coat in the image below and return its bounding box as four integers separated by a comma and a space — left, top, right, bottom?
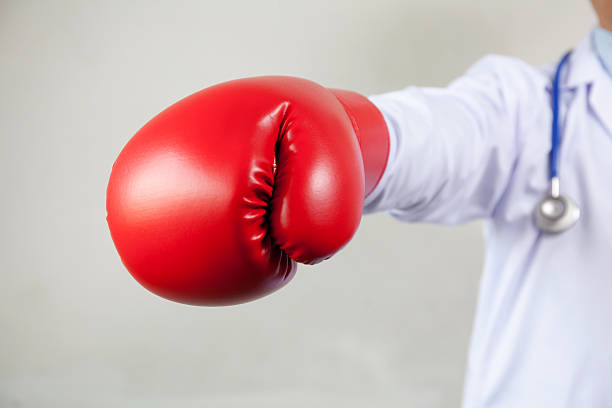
366, 31, 612, 407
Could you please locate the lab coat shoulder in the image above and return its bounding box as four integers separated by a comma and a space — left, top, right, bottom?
462, 54, 552, 132
365, 54, 551, 224
460, 55, 553, 156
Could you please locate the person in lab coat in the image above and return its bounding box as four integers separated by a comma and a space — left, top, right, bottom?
364, 1, 612, 406
106, 1, 612, 406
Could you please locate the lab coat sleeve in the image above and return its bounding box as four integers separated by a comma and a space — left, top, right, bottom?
364, 55, 533, 224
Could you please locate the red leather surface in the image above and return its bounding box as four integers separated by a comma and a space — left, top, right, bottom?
106, 76, 389, 306
329, 89, 389, 197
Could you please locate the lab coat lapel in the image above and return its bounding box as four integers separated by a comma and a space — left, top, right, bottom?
589, 71, 612, 135
565, 32, 612, 135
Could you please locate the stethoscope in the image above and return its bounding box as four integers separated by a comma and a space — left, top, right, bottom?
534, 51, 581, 233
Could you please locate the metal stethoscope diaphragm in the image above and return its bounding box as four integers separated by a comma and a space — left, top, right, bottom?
534, 176, 581, 233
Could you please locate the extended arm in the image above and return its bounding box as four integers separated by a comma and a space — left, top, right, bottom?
365, 56, 524, 224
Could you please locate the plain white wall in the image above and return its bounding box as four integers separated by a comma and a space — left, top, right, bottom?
0, 1, 595, 407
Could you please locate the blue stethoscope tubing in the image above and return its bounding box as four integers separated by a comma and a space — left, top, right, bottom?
533, 51, 581, 234
549, 51, 572, 180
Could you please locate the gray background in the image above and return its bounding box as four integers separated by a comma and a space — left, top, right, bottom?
0, 1, 595, 407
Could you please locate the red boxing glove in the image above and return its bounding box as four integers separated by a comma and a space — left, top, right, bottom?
106, 77, 389, 306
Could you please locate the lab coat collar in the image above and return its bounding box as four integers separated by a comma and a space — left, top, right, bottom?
563, 30, 612, 134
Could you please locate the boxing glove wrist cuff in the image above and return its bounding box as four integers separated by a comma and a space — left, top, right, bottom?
329, 89, 390, 197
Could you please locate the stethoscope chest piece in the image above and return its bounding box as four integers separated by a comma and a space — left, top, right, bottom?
533, 50, 581, 234
534, 193, 581, 234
